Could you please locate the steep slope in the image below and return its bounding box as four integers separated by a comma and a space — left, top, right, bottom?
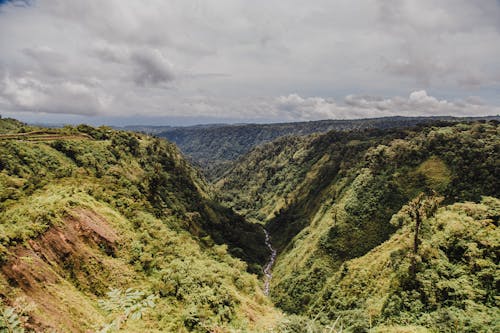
216, 128, 406, 227
154, 116, 498, 180
1, 117, 498, 332
218, 120, 499, 331
311, 197, 499, 332
0, 119, 278, 332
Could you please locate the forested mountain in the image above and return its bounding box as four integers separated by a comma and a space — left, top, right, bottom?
143, 116, 499, 179
0, 117, 498, 332
0, 118, 281, 332
217, 120, 500, 332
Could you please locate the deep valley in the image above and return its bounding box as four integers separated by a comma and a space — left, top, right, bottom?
0, 117, 498, 332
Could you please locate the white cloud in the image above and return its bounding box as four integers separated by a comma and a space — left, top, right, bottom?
0, 74, 112, 115
0, 0, 499, 124
275, 90, 500, 120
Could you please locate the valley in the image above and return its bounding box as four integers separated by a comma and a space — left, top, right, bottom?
0, 117, 498, 332
1, 1, 498, 332
214, 118, 499, 332
133, 116, 498, 180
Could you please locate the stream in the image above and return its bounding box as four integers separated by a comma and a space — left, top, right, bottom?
262, 228, 277, 296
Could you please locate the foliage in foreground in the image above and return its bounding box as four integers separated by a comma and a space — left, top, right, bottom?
0, 118, 277, 332
97, 288, 157, 332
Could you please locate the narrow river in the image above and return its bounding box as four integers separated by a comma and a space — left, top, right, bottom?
263, 228, 277, 296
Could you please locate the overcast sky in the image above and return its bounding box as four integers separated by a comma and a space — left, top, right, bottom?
0, 0, 499, 125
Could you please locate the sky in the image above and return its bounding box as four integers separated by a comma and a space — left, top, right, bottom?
0, 0, 499, 126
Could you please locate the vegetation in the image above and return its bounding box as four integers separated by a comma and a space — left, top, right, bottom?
1, 306, 25, 333
219, 120, 499, 332
148, 116, 498, 180
0, 117, 498, 332
0, 118, 278, 332
312, 197, 500, 332
97, 288, 157, 332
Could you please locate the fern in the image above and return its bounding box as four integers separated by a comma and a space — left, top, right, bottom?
97, 288, 157, 332
0, 306, 25, 333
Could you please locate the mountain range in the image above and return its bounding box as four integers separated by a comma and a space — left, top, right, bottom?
0, 116, 498, 332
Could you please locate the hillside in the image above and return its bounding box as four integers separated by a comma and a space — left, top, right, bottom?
0, 117, 498, 332
0, 118, 282, 332
217, 120, 500, 332
309, 197, 499, 332
148, 116, 499, 180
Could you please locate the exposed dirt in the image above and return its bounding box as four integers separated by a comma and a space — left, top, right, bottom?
0, 208, 120, 332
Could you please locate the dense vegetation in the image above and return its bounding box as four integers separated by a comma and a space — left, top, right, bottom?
147, 116, 498, 180
313, 197, 499, 332
218, 120, 499, 332
0, 118, 280, 332
0, 116, 498, 332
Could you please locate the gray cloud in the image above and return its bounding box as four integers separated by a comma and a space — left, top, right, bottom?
21, 46, 68, 78
275, 91, 500, 120
131, 49, 176, 86
0, 0, 499, 124
377, 0, 500, 88
0, 74, 111, 115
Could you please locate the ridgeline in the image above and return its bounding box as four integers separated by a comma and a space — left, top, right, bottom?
0, 116, 498, 332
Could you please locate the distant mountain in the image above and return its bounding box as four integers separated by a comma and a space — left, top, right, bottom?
146, 116, 500, 179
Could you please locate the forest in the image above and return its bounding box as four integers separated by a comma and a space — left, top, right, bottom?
0, 117, 498, 332
217, 120, 499, 332
149, 116, 498, 180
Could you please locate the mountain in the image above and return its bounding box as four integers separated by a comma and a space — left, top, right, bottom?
1, 116, 498, 332
148, 116, 499, 180
0, 118, 280, 332
217, 120, 500, 332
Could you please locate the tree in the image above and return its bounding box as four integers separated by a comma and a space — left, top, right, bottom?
392, 192, 444, 280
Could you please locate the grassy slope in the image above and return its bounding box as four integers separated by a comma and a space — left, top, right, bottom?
1, 118, 498, 332
218, 121, 499, 331
0, 119, 279, 332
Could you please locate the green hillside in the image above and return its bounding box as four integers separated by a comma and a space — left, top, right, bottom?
0, 118, 281, 332
218, 120, 500, 332
0, 117, 498, 332
312, 197, 499, 332
155, 116, 499, 180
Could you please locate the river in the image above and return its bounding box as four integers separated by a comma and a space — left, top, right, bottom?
262, 228, 277, 296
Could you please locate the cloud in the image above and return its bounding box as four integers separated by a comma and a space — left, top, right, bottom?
0, 0, 499, 124
276, 94, 349, 119
21, 46, 68, 77
0, 74, 112, 115
131, 49, 176, 86
276, 90, 500, 120
376, 0, 500, 87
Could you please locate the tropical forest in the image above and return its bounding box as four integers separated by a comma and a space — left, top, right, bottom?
0, 1, 499, 332
0, 116, 498, 332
